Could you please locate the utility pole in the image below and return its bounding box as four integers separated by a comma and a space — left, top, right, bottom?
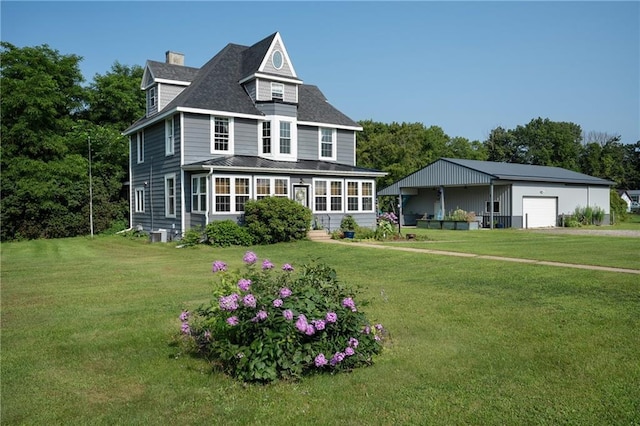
88, 136, 94, 238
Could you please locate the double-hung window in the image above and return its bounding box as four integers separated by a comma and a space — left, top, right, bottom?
211, 116, 233, 154
279, 121, 291, 154
271, 83, 284, 101
149, 87, 156, 107
319, 128, 336, 161
165, 118, 174, 156
262, 121, 271, 154
165, 174, 176, 218
255, 177, 289, 200
346, 180, 374, 212
134, 187, 145, 213
136, 132, 144, 163
212, 176, 252, 213
191, 175, 207, 214
314, 179, 343, 212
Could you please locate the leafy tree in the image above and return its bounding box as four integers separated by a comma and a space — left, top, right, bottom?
485, 126, 521, 163
512, 117, 583, 170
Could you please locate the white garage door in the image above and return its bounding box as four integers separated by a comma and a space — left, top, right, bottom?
523, 197, 557, 228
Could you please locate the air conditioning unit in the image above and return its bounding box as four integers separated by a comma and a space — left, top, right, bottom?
150, 229, 167, 243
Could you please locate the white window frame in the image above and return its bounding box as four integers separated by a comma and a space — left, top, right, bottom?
136, 132, 144, 164
165, 174, 176, 218
211, 116, 234, 154
149, 87, 156, 107
191, 175, 208, 214
271, 82, 284, 101
165, 118, 174, 156
319, 127, 337, 161
346, 180, 375, 212
261, 121, 271, 155
254, 176, 290, 201
259, 116, 297, 161
211, 175, 252, 214
134, 187, 145, 213
313, 178, 344, 213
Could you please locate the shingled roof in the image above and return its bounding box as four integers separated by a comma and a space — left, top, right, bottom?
124, 33, 358, 134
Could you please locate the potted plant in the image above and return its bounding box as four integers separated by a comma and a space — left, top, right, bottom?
340, 215, 357, 239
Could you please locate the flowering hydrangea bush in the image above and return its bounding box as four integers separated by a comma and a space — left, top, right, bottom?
178, 251, 386, 382
375, 212, 399, 240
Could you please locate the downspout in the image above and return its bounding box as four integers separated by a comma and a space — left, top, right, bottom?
149, 162, 154, 231
489, 181, 494, 229
204, 167, 214, 225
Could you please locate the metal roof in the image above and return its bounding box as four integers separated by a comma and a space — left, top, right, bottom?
378, 158, 614, 195
184, 155, 386, 177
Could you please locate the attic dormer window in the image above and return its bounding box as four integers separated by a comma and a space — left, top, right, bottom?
149, 87, 156, 107
271, 83, 284, 101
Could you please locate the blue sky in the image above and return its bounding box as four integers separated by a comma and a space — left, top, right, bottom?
2, 1, 639, 144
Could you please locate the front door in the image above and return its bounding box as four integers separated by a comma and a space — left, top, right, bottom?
293, 185, 309, 208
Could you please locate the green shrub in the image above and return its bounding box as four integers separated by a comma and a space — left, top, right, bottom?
205, 220, 254, 247
610, 190, 628, 223
180, 226, 206, 247
243, 197, 311, 245
178, 252, 386, 383
340, 215, 358, 231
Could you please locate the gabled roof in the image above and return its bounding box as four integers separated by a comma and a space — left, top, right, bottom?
124, 32, 357, 135
442, 158, 614, 185
378, 158, 614, 195
143, 60, 199, 87
184, 155, 385, 177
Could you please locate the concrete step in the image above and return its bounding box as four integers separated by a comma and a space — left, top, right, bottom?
307, 230, 331, 241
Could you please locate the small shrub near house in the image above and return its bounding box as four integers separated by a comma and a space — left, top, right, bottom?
244, 197, 312, 244
205, 220, 254, 247
177, 252, 387, 383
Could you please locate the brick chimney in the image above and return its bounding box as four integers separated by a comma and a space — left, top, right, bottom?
165, 51, 184, 66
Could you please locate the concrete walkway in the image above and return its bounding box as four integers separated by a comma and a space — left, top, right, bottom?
309, 234, 640, 275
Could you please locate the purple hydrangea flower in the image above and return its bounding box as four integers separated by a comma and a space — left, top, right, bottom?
279, 287, 292, 298
179, 310, 189, 321
375, 323, 384, 331
295, 314, 308, 332
237, 278, 252, 292
226, 316, 239, 326
345, 347, 355, 356
305, 324, 316, 336
242, 294, 257, 308
262, 259, 274, 270
212, 260, 227, 272
243, 251, 257, 264
326, 312, 338, 323
282, 263, 294, 271
363, 325, 371, 334
348, 337, 359, 348
314, 353, 328, 367
330, 352, 345, 366
375, 335, 381, 341
342, 297, 357, 312
180, 322, 190, 335
312, 319, 326, 331
283, 309, 294, 321
252, 310, 268, 322
219, 294, 239, 311
273, 298, 283, 308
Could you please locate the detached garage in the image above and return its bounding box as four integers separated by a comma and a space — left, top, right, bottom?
378, 158, 614, 229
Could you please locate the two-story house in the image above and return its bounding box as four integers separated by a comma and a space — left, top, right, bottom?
123, 32, 385, 238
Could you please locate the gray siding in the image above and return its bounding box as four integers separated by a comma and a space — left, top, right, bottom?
336, 130, 355, 165
183, 113, 211, 164
255, 102, 297, 117
146, 86, 158, 116
234, 118, 259, 156
297, 125, 317, 160
159, 84, 186, 110
130, 118, 182, 233
244, 80, 257, 102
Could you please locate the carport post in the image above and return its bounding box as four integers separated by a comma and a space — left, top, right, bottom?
489, 182, 494, 229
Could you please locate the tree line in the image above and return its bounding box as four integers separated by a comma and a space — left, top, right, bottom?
2, 42, 638, 241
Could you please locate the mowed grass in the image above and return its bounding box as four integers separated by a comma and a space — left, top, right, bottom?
2, 236, 639, 424
383, 226, 640, 270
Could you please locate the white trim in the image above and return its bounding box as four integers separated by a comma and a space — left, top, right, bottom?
153, 78, 191, 86
312, 178, 344, 213
129, 137, 134, 227
345, 179, 375, 213
319, 127, 337, 161
210, 116, 235, 154
258, 115, 297, 162
185, 164, 385, 178
271, 82, 284, 101
211, 175, 253, 214
136, 132, 144, 163
191, 174, 208, 214
256, 33, 299, 78
254, 176, 290, 199
180, 112, 185, 166
238, 72, 303, 85
297, 120, 362, 131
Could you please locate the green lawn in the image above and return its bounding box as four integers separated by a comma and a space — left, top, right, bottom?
2, 236, 639, 424
382, 226, 640, 270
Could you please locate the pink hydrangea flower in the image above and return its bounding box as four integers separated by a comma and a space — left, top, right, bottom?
314, 353, 328, 367
243, 251, 257, 264
212, 260, 227, 272
326, 312, 338, 323
226, 316, 239, 326
262, 259, 274, 270
279, 287, 292, 298
237, 278, 252, 292
242, 294, 256, 308
273, 298, 283, 308
295, 314, 308, 332
282, 263, 294, 271
342, 297, 357, 312
283, 309, 294, 321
